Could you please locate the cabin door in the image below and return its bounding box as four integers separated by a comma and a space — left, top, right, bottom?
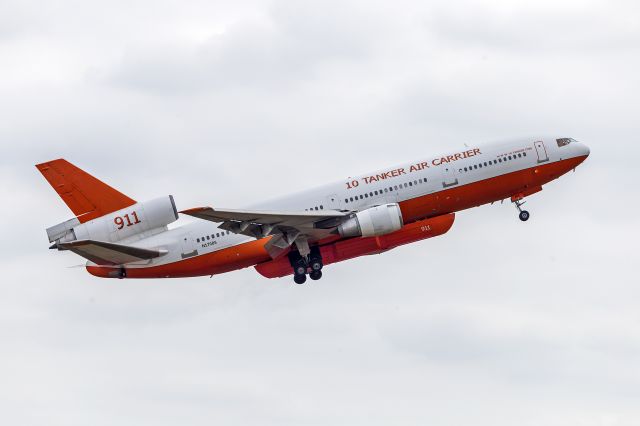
325, 193, 342, 210
534, 141, 549, 163
180, 233, 198, 259
441, 166, 459, 188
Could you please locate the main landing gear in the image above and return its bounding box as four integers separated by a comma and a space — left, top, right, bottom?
513, 198, 530, 222
289, 246, 324, 285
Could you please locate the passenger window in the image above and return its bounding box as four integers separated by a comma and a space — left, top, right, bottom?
197, 238, 200, 242
479, 163, 482, 168
320, 205, 323, 209
394, 185, 398, 190
374, 191, 378, 195
365, 193, 368, 198
369, 192, 373, 197
206, 235, 210, 240
523, 152, 527, 156
484, 162, 487, 167
474, 165, 478, 169
216, 233, 220, 237
464, 167, 467, 172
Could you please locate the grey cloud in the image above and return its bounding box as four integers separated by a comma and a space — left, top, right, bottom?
2, 0, 640, 425
379, 310, 640, 392
108, 0, 378, 94
425, 2, 640, 53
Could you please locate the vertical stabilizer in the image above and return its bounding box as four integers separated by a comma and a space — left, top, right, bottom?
36, 159, 136, 223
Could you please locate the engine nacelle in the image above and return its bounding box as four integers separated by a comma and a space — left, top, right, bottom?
48, 195, 179, 245
255, 213, 456, 279
338, 203, 404, 237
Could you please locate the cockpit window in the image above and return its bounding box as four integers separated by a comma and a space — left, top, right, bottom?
557, 137, 578, 147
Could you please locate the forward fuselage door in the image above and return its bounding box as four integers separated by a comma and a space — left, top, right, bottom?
534, 141, 549, 163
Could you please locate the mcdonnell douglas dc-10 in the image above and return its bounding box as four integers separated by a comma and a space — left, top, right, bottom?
38, 137, 589, 284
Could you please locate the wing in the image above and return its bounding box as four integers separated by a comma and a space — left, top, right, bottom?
57, 240, 167, 266
181, 207, 348, 258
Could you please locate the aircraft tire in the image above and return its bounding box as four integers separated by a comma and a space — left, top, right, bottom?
310, 260, 323, 272
309, 270, 322, 281
519, 210, 530, 221
294, 274, 307, 285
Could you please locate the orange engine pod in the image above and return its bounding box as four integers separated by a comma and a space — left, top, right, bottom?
255, 213, 455, 278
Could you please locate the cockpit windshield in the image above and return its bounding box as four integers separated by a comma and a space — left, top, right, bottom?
557, 137, 578, 147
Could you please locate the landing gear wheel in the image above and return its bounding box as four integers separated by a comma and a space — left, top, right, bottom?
310, 260, 323, 272
294, 274, 307, 285
513, 197, 530, 222
309, 270, 323, 281
294, 264, 307, 276
309, 246, 323, 272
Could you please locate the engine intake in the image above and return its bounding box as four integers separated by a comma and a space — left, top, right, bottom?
338, 203, 404, 237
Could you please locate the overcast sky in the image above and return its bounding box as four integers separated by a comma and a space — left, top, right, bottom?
1, 0, 639, 425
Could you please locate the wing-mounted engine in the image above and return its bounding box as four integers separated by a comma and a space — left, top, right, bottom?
47, 195, 179, 246
337, 203, 404, 237
256, 213, 456, 279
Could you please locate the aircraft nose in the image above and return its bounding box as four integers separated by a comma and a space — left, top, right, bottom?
578, 143, 590, 158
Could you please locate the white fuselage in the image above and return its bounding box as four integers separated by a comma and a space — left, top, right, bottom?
112, 137, 590, 270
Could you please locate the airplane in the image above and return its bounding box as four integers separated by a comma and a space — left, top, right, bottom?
37, 137, 589, 284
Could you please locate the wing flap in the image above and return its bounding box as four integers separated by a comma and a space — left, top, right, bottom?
181, 207, 346, 227
181, 207, 348, 259
58, 240, 167, 266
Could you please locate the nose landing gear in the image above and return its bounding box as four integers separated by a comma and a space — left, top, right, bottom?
288, 246, 324, 284
513, 198, 530, 222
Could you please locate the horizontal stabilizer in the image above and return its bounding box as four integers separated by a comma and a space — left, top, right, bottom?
58, 240, 167, 266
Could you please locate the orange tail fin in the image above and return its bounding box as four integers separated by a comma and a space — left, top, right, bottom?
36, 159, 136, 223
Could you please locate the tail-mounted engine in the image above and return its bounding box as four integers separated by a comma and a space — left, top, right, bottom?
338, 203, 404, 238
47, 195, 179, 246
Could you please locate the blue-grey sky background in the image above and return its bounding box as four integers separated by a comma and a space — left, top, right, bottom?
1, 0, 639, 425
